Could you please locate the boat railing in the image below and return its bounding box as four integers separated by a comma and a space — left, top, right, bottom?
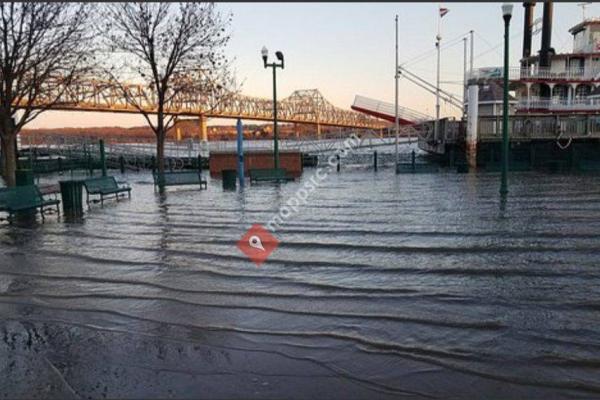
470, 66, 600, 82
517, 97, 600, 110
478, 114, 600, 140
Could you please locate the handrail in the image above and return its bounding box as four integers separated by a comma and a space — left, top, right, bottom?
477, 114, 600, 140
352, 95, 432, 122
469, 66, 600, 81
517, 97, 600, 110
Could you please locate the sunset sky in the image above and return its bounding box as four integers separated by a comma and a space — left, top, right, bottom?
27, 2, 600, 130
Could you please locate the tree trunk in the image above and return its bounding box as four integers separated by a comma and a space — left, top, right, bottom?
156, 132, 165, 175
156, 127, 166, 192
1, 133, 17, 187
155, 107, 166, 190
0, 135, 5, 180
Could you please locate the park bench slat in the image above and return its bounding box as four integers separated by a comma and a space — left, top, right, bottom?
83, 176, 131, 204
249, 168, 294, 183
153, 171, 207, 189
0, 185, 60, 221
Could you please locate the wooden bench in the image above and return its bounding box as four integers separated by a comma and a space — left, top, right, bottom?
249, 168, 294, 183
83, 176, 131, 204
152, 170, 207, 190
0, 185, 60, 221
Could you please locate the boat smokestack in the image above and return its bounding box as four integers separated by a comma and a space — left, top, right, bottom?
522, 1, 536, 65
539, 1, 553, 98
539, 1, 553, 68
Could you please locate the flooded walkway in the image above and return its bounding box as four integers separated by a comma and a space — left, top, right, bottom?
1, 169, 600, 399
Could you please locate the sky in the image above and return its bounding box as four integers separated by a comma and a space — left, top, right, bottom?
27, 1, 600, 130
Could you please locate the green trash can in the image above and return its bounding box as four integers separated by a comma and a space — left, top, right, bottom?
15, 169, 34, 186
59, 180, 84, 217
222, 169, 237, 190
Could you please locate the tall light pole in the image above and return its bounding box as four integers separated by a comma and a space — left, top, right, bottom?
500, 3, 513, 196
394, 15, 400, 167
435, 22, 441, 140
262, 46, 284, 169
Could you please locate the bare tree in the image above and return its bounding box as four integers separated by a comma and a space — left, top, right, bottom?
0, 2, 93, 186
102, 2, 232, 183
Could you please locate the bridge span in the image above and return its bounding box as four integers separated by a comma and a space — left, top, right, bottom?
22, 80, 387, 132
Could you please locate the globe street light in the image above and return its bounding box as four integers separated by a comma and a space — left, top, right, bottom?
261, 46, 284, 170
500, 3, 513, 196
261, 46, 268, 67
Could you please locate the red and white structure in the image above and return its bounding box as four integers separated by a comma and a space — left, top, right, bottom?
351, 95, 431, 125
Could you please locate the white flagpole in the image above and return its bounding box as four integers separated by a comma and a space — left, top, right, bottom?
395, 14, 399, 166
470, 30, 474, 76
463, 36, 467, 118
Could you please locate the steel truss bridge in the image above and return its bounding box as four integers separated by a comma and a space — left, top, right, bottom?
27, 80, 386, 130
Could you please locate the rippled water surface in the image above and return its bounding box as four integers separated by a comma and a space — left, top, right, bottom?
1, 168, 600, 399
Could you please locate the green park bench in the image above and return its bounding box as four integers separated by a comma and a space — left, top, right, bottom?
83, 176, 131, 205
0, 185, 60, 221
249, 168, 294, 183
152, 170, 207, 190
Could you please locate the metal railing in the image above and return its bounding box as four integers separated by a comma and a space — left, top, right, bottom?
470, 66, 600, 82
517, 97, 600, 111
478, 114, 600, 140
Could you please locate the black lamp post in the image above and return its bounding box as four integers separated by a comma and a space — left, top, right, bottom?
500, 2, 513, 196
262, 46, 284, 170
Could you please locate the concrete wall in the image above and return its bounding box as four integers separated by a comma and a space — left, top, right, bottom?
209, 151, 303, 178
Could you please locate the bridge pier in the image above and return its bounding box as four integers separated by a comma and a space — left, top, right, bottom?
199, 115, 208, 141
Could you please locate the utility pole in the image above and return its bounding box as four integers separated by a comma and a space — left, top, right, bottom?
395, 14, 400, 166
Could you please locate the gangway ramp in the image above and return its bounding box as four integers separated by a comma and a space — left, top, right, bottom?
351, 95, 431, 125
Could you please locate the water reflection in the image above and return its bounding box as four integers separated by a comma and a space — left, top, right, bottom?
1, 169, 600, 399
155, 191, 172, 265
498, 191, 508, 216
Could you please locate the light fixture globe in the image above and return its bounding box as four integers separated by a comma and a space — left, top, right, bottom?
502, 3, 513, 17
261, 46, 268, 68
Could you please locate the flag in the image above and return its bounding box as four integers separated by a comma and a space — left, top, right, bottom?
439, 7, 449, 18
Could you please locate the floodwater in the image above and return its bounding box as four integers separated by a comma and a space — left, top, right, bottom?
1, 167, 600, 399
